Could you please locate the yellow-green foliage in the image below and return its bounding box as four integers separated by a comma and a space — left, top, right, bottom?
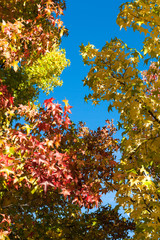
25, 47, 70, 94
80, 0, 160, 238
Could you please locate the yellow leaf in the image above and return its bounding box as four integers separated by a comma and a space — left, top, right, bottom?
62, 98, 69, 106
11, 60, 19, 71
137, 21, 144, 26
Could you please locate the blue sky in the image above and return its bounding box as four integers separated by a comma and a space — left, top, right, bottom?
40, 0, 145, 132
39, 0, 146, 208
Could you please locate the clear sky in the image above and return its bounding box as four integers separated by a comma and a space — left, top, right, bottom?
40, 0, 145, 131
40, 0, 145, 206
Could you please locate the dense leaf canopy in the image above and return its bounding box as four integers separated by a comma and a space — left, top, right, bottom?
81, 0, 160, 239
1, 0, 160, 239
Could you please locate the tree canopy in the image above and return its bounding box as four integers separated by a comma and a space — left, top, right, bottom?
0, 0, 160, 239
80, 0, 160, 239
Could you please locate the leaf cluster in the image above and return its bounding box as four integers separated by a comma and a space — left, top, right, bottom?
81, 1, 160, 238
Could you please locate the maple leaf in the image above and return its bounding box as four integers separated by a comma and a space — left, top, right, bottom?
63, 117, 71, 128
39, 181, 54, 193
62, 98, 69, 107
44, 98, 55, 108
54, 151, 63, 161
61, 188, 71, 198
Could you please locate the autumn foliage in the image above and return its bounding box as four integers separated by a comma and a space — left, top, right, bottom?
1, 0, 159, 239
0, 0, 66, 68
0, 80, 122, 238
0, 90, 116, 204
81, 0, 160, 239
